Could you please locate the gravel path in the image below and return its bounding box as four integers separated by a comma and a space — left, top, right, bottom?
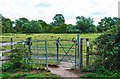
48, 61, 88, 78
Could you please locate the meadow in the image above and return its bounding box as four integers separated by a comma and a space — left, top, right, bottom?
1, 33, 101, 66
1, 33, 101, 42
1, 33, 101, 56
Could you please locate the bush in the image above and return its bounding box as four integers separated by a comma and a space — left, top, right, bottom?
93, 25, 120, 70
81, 67, 120, 78
2, 73, 10, 79
2, 44, 33, 72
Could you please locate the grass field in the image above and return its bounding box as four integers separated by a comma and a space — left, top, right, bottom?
1, 33, 102, 66
1, 33, 101, 42
1, 33, 101, 57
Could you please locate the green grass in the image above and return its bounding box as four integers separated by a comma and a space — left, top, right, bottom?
1, 33, 101, 66
80, 72, 120, 78
1, 72, 61, 79
1, 33, 101, 42
1, 33, 101, 57
25, 72, 61, 79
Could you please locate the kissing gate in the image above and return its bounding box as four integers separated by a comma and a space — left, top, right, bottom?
24, 34, 90, 70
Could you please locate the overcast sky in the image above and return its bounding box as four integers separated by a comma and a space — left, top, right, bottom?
0, 0, 119, 25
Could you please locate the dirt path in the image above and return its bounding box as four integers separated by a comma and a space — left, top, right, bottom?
48, 61, 88, 78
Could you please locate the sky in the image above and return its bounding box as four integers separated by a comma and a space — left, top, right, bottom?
0, 0, 119, 25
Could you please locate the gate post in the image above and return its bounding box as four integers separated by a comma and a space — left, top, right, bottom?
56, 40, 59, 64
77, 34, 82, 70
74, 42, 77, 69
80, 38, 83, 69
27, 37, 32, 55
11, 38, 13, 50
86, 38, 89, 66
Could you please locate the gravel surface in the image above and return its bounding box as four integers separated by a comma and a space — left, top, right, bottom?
48, 61, 88, 78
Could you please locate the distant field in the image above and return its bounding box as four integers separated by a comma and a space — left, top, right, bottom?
1, 33, 102, 54
0, 33, 102, 43
1, 33, 101, 57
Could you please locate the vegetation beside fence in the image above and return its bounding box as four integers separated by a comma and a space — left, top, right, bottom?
81, 25, 120, 78
1, 43, 61, 79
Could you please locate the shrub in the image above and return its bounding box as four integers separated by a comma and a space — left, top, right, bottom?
2, 73, 10, 79
2, 44, 33, 72
93, 25, 120, 70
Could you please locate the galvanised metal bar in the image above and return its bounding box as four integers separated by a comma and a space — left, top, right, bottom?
74, 42, 77, 69
58, 41, 75, 64
37, 41, 39, 64
45, 40, 48, 70
77, 34, 81, 70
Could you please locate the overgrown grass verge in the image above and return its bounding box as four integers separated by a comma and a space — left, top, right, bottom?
1, 71, 61, 79
80, 71, 120, 78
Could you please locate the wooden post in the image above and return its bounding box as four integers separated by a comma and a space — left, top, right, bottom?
11, 38, 13, 50
27, 37, 32, 55
80, 38, 83, 69
56, 40, 59, 64
23, 41, 26, 48
86, 38, 89, 66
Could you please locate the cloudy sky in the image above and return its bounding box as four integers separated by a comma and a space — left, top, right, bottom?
0, 0, 119, 25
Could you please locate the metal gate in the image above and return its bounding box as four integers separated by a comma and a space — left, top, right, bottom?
25, 34, 82, 70
56, 37, 78, 68
26, 38, 49, 70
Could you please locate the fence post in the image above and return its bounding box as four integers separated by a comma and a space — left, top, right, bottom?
86, 38, 89, 66
27, 37, 32, 55
11, 38, 13, 50
56, 40, 59, 64
80, 38, 83, 69
77, 34, 81, 70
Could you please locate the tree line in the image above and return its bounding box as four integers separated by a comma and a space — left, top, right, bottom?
0, 14, 119, 33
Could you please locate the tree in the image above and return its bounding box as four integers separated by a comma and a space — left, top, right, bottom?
75, 16, 97, 33
14, 17, 29, 32
52, 14, 65, 26
0, 14, 3, 33
0, 14, 3, 23
21, 22, 30, 33
50, 23, 68, 33
22, 20, 43, 33
38, 20, 52, 33
1, 14, 16, 33
66, 24, 80, 33
2, 17, 15, 33
97, 17, 119, 32
30, 20, 43, 33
